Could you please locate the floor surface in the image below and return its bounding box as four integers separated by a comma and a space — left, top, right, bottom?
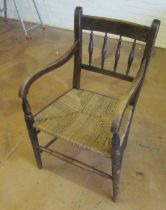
0, 18, 166, 210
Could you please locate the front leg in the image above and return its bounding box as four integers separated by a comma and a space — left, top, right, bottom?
24, 113, 43, 169
112, 133, 122, 202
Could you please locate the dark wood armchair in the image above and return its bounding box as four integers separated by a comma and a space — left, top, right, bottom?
19, 7, 160, 202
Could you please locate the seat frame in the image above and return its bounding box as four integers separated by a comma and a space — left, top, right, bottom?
19, 7, 160, 202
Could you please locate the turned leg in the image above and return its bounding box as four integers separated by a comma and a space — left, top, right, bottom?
112, 133, 122, 202
112, 149, 122, 202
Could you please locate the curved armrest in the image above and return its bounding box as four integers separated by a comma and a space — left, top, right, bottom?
19, 41, 78, 100
112, 58, 147, 133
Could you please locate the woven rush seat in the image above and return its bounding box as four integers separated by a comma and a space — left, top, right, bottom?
19, 7, 160, 201
34, 89, 132, 157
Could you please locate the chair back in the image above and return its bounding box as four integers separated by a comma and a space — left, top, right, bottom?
73, 7, 160, 88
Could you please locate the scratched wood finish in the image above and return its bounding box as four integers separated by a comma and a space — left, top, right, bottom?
82, 15, 149, 42
81, 64, 133, 81
19, 7, 160, 203
73, 7, 82, 89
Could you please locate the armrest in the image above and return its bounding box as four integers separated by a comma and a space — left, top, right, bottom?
112, 58, 147, 133
19, 41, 78, 100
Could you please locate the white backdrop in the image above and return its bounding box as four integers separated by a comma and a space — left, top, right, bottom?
0, 0, 166, 48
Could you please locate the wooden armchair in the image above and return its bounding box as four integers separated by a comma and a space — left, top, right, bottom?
19, 7, 160, 202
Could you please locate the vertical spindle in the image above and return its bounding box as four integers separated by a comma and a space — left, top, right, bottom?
126, 39, 136, 75
101, 33, 108, 69
88, 30, 94, 66
114, 36, 122, 72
